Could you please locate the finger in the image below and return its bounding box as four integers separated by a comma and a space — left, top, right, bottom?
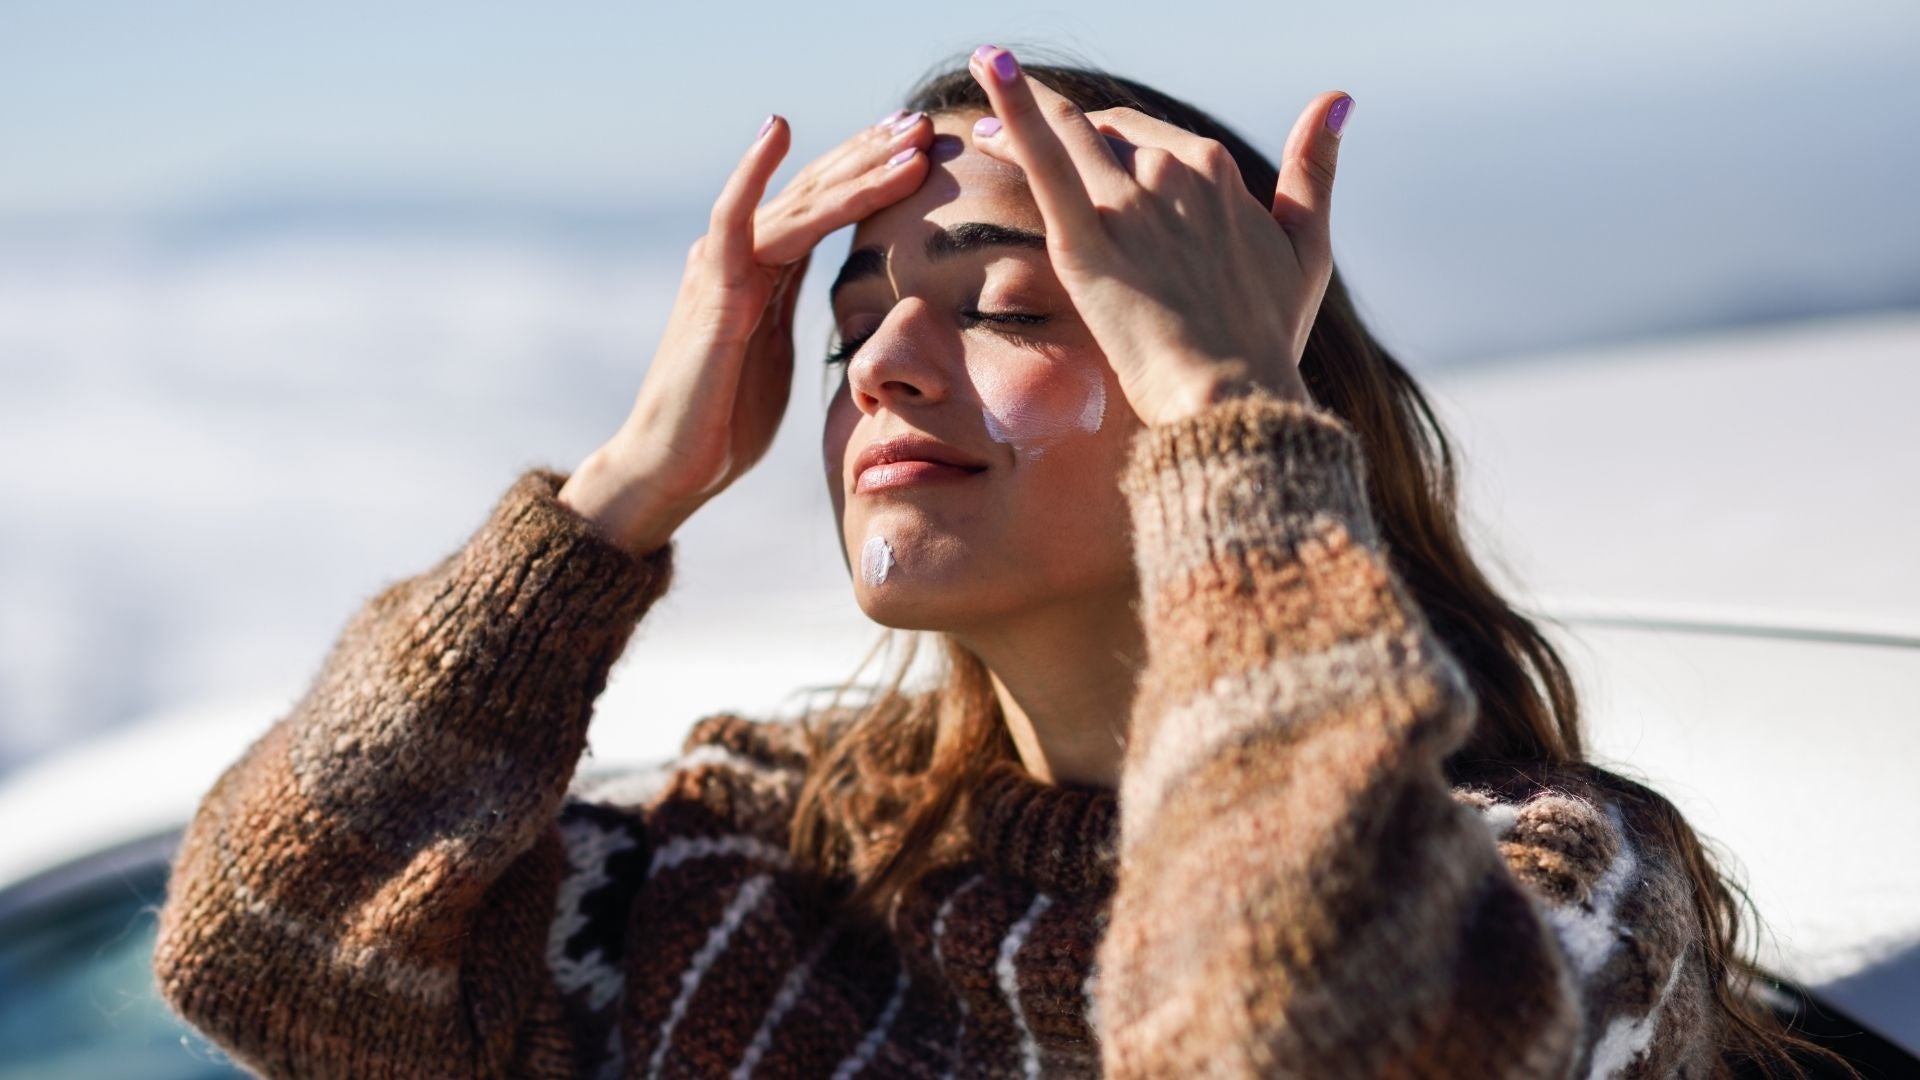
795, 108, 932, 191
1085, 107, 1238, 181
752, 126, 932, 266
708, 114, 792, 269
1271, 91, 1352, 255
772, 252, 810, 337
745, 255, 808, 411
745, 254, 803, 354
965, 46, 1118, 236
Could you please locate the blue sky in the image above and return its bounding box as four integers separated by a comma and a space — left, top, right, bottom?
5, 1, 1916, 215
6, 1, 1917, 366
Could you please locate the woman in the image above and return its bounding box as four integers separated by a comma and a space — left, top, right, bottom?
152, 46, 1836, 1078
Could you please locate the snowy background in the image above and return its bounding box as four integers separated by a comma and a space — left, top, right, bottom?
3, 1, 1918, 775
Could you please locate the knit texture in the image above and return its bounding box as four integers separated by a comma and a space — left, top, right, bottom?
153, 392, 1720, 1078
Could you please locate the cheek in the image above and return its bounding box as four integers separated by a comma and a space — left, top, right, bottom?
973, 360, 1108, 459
822, 395, 856, 510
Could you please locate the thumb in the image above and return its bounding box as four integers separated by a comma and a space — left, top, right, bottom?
746, 253, 809, 353
1271, 91, 1352, 259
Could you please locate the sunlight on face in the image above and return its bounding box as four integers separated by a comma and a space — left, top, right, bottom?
821, 112, 1145, 632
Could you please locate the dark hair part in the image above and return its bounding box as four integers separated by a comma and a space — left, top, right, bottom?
789, 50, 1851, 1079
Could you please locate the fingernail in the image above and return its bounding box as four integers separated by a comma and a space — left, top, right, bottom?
973, 116, 1002, 139
1326, 96, 1353, 137
990, 49, 1020, 84
972, 44, 999, 62
758, 114, 776, 139
888, 110, 925, 135
875, 107, 908, 129
887, 146, 918, 168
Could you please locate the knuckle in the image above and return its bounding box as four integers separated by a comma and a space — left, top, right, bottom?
1135, 146, 1178, 183
778, 195, 814, 224
1043, 97, 1083, 126
1197, 139, 1236, 175
1302, 149, 1339, 193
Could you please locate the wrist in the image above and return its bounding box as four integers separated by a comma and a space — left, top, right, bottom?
557, 447, 694, 558
1147, 366, 1311, 426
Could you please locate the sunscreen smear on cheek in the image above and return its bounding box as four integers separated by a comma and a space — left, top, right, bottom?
978, 365, 1105, 459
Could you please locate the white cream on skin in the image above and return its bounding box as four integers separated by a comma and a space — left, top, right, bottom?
861, 535, 895, 586
933, 132, 1109, 459
977, 363, 1106, 459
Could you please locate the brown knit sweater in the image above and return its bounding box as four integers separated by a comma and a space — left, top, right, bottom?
152, 392, 1721, 1078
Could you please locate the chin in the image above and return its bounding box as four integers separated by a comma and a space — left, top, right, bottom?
853, 582, 973, 633
851, 561, 1024, 635
845, 521, 962, 609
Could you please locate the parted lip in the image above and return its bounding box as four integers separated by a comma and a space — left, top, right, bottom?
853, 433, 989, 486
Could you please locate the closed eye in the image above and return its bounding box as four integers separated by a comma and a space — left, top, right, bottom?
825, 309, 1052, 367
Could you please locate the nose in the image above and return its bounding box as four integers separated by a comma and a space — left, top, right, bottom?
845, 298, 952, 417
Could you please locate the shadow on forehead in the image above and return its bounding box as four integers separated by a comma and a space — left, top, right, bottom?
929, 127, 1138, 184
928, 132, 1028, 184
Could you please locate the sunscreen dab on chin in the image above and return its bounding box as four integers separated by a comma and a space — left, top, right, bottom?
861, 535, 895, 586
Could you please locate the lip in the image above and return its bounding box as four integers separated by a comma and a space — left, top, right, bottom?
854, 433, 989, 495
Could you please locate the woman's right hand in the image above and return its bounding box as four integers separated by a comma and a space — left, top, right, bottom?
558, 109, 934, 556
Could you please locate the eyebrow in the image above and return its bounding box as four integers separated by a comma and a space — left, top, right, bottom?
829, 222, 1047, 303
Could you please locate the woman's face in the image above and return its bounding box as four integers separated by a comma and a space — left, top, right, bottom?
822, 111, 1146, 632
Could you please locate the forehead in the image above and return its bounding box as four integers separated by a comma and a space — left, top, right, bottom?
847, 112, 1042, 249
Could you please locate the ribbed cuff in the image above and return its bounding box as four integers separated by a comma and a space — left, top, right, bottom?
369, 466, 679, 749
475, 466, 678, 631
1120, 390, 1375, 594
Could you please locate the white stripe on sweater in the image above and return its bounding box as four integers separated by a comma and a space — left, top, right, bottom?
932, 872, 987, 981
730, 927, 840, 1080
649, 832, 793, 877
548, 811, 640, 1011
829, 967, 912, 1080
223, 876, 457, 1005
1543, 803, 1639, 979
997, 892, 1054, 1079
573, 744, 799, 809
932, 873, 987, 1080
1585, 948, 1688, 1079
1083, 956, 1102, 1040
1476, 800, 1522, 840
644, 873, 774, 1080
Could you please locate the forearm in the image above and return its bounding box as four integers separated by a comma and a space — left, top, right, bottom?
153, 467, 675, 1077
1098, 393, 1581, 1077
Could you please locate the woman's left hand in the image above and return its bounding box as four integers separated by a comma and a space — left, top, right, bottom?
965, 45, 1351, 425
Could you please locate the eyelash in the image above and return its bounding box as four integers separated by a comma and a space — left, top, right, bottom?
825, 309, 1051, 367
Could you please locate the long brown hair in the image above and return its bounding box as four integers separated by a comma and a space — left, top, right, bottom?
790, 51, 1849, 1078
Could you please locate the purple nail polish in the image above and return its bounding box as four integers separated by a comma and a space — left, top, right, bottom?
991, 50, 1019, 83
875, 107, 907, 129
973, 44, 999, 61
1326, 96, 1353, 136
887, 146, 918, 168
758, 114, 776, 139
888, 110, 925, 135
973, 116, 1002, 139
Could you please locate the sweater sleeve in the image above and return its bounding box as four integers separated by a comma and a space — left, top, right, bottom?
152, 467, 676, 1079
1094, 391, 1719, 1078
